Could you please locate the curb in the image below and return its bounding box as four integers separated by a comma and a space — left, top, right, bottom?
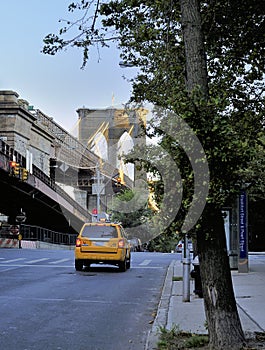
145, 260, 175, 350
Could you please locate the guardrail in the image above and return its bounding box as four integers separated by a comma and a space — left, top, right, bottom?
20, 224, 76, 246
0, 224, 76, 247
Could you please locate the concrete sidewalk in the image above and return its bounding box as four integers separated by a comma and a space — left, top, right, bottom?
146, 253, 265, 350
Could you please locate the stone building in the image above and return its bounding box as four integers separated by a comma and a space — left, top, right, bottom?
0, 90, 55, 175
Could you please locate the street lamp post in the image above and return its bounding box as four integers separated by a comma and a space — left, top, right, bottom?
96, 165, 101, 215
91, 164, 106, 220
182, 234, 191, 302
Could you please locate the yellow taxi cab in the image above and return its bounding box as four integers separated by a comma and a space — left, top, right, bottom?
75, 220, 131, 272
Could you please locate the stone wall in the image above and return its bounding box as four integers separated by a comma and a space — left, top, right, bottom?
0, 90, 54, 175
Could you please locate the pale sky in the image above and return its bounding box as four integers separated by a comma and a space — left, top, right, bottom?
0, 0, 137, 134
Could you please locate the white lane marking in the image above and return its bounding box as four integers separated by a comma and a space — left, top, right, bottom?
139, 259, 152, 266
0, 296, 148, 305
49, 259, 70, 264
25, 258, 50, 264
0, 264, 74, 269
0, 258, 26, 263
0, 263, 73, 268
132, 266, 163, 269
0, 264, 162, 270
0, 266, 25, 272
0, 296, 65, 302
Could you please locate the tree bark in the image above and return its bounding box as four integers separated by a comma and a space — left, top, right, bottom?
179, 0, 246, 348
180, 0, 208, 98
197, 204, 245, 349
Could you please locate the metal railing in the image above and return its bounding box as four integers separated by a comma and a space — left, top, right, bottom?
33, 109, 133, 188
0, 138, 91, 222
20, 224, 76, 246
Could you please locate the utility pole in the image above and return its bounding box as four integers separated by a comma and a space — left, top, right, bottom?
96, 165, 101, 215
92, 164, 105, 221
182, 234, 191, 302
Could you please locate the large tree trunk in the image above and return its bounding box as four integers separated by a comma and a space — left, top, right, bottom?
180, 0, 208, 98
197, 204, 245, 349
179, 0, 245, 348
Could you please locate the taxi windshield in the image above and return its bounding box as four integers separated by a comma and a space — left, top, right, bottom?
81, 225, 118, 239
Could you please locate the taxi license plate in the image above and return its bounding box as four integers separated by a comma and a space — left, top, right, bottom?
92, 241, 105, 246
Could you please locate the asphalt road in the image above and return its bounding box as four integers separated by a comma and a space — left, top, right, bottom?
0, 249, 177, 350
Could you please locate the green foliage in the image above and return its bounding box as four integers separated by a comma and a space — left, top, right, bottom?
43, 0, 265, 231
184, 335, 209, 348
172, 276, 182, 281
147, 232, 178, 253
157, 325, 209, 349
42, 2, 264, 347
111, 188, 153, 232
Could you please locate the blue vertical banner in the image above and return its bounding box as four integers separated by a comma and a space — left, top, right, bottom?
239, 190, 247, 259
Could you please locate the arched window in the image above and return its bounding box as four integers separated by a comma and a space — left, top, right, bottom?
91, 132, 108, 160
117, 132, 134, 180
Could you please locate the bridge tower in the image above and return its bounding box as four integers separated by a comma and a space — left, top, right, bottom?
77, 107, 148, 180
76, 107, 148, 213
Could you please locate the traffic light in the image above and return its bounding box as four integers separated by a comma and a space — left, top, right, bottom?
112, 173, 125, 193
9, 161, 20, 177
21, 168, 28, 181
92, 208, 98, 215
116, 177, 121, 187
14, 163, 20, 176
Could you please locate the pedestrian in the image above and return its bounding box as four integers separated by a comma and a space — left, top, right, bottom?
18, 233, 22, 249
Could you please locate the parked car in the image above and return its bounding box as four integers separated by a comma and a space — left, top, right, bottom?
129, 237, 143, 252
75, 220, 131, 272
175, 239, 193, 253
